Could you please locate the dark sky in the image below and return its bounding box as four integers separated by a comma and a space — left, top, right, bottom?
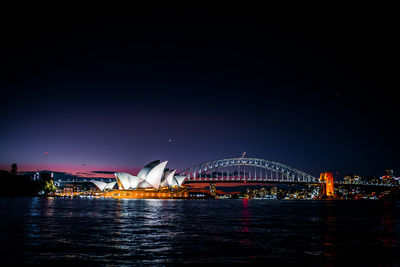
0, 4, 398, 177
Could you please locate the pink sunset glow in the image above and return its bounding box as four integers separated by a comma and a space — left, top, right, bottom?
0, 163, 141, 178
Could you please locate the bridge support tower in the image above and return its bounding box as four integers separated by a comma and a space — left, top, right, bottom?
320, 172, 334, 197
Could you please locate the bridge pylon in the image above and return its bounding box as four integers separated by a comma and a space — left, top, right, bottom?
320, 172, 334, 197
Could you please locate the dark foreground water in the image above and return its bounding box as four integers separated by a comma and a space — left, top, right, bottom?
0, 198, 399, 266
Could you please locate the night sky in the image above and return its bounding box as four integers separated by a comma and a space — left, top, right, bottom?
0, 4, 398, 178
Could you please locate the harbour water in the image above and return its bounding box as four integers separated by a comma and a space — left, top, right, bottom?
0, 198, 399, 265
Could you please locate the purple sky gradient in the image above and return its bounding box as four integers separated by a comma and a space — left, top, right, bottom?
0, 5, 398, 178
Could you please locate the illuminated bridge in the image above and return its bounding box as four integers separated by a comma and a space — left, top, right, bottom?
53, 157, 396, 188
181, 157, 319, 184
180, 157, 395, 187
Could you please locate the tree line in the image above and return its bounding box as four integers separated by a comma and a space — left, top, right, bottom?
0, 164, 56, 196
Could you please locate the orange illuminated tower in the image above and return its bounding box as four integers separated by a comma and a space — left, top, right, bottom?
320, 172, 334, 197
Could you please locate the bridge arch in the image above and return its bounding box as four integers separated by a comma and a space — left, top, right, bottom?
180, 157, 319, 183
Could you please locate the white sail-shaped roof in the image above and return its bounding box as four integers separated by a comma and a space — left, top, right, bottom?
115, 172, 131, 190
160, 169, 175, 188
137, 160, 160, 179
93, 181, 116, 191
128, 175, 144, 189
166, 169, 176, 188
93, 181, 107, 191
113, 160, 182, 191
160, 176, 168, 188
115, 172, 144, 189
143, 161, 168, 189
105, 181, 116, 190
138, 180, 154, 188
175, 175, 186, 187
171, 175, 186, 187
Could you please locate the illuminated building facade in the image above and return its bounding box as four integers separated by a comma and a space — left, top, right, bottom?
113, 160, 186, 191
381, 169, 400, 184
343, 174, 362, 183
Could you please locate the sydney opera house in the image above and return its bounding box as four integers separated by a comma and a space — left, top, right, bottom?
92, 160, 187, 193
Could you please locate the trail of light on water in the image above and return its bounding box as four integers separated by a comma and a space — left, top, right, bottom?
0, 198, 399, 265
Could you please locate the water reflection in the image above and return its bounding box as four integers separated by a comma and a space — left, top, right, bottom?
379, 201, 398, 247
41, 197, 55, 217
27, 197, 41, 243
0, 198, 399, 265
239, 199, 252, 247
320, 201, 337, 262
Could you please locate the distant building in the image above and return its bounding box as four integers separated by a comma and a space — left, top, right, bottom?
381, 169, 398, 184
270, 187, 278, 196
344, 174, 362, 183
33, 172, 40, 181
33, 172, 54, 181
384, 169, 393, 178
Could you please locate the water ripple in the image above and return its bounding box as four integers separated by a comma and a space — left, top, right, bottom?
0, 198, 399, 265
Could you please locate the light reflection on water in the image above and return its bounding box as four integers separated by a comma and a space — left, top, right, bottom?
0, 198, 399, 265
